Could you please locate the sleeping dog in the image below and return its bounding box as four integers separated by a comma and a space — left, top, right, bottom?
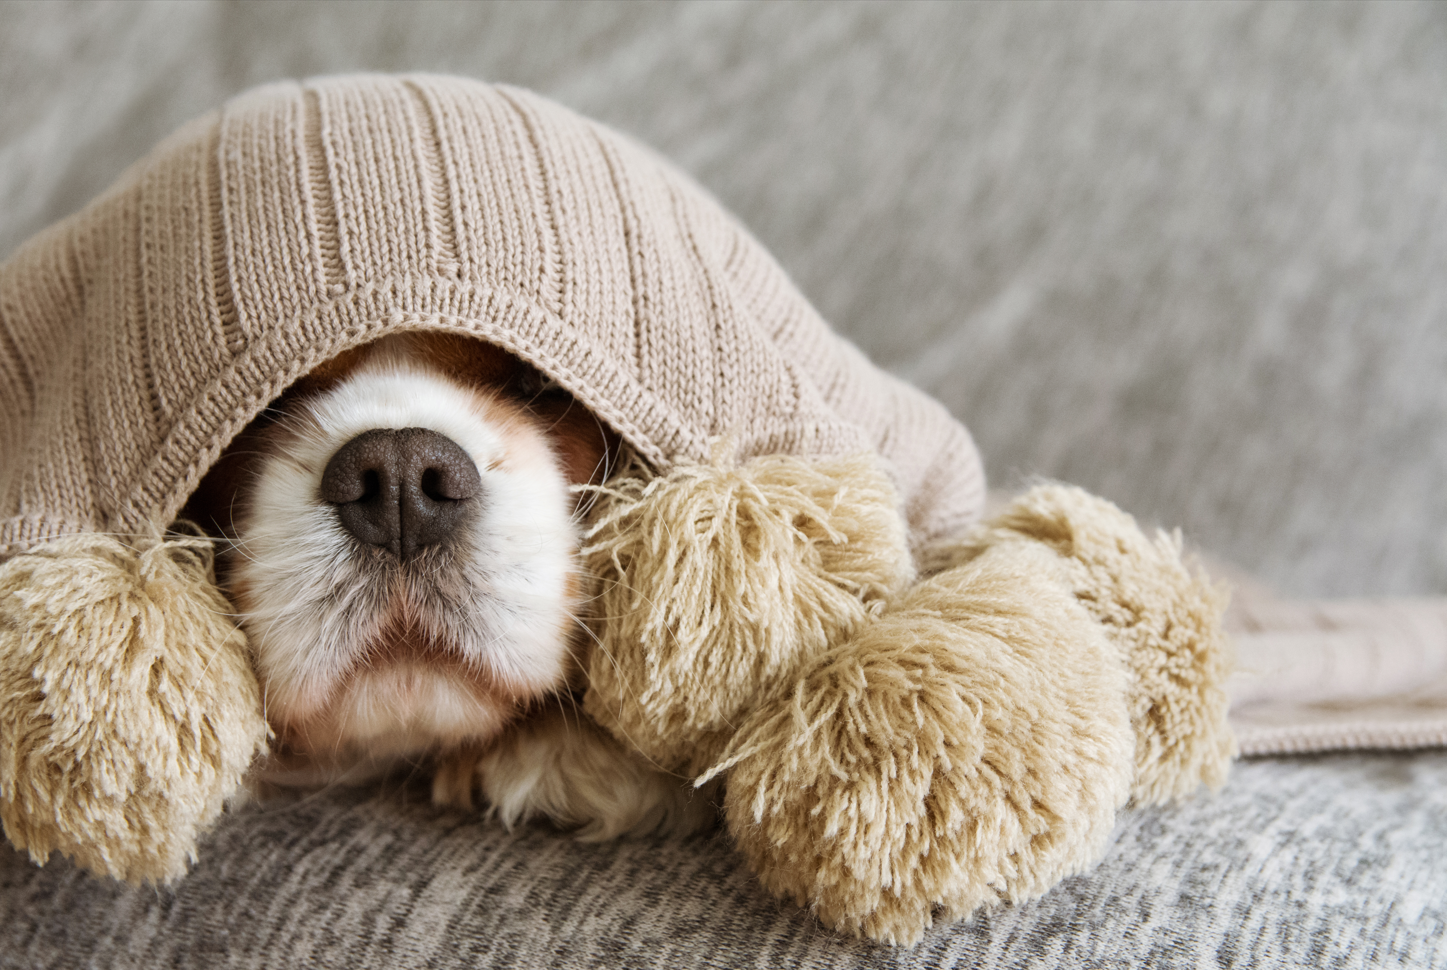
184, 333, 713, 838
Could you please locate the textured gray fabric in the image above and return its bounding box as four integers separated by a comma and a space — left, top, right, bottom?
1, 752, 1443, 969
3, 0, 1445, 596
2, 3, 1445, 968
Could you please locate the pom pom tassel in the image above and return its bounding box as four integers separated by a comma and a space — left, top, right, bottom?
934, 484, 1237, 805
715, 543, 1136, 945
580, 447, 915, 773
0, 532, 268, 883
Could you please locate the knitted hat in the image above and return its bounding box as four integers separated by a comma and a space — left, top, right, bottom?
0, 73, 986, 885
0, 73, 984, 560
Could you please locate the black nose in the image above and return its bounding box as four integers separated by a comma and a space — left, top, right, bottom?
320, 428, 482, 560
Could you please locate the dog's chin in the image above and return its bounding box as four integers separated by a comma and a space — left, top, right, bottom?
260, 610, 554, 771
272, 667, 515, 766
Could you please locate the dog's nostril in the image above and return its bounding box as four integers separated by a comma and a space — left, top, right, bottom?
321, 428, 482, 560
420, 466, 453, 502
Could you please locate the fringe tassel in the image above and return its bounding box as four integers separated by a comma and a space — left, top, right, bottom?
0, 532, 269, 883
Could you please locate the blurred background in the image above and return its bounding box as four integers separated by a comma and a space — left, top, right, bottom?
2, 0, 1444, 597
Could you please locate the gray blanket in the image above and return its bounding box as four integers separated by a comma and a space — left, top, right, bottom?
2, 752, 1443, 969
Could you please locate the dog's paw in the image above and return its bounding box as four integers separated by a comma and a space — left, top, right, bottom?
433, 706, 718, 839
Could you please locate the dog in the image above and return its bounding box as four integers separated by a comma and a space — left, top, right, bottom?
184, 332, 714, 838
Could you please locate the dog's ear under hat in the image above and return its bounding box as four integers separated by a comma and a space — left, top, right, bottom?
0, 75, 986, 882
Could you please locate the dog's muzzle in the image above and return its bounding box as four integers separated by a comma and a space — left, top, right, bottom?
321, 427, 481, 560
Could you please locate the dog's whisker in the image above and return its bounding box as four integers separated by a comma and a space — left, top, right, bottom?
553, 608, 693, 783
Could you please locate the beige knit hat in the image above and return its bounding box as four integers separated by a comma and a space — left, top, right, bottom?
0, 72, 984, 889
0, 73, 984, 560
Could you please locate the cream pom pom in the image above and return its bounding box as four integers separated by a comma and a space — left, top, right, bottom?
0, 533, 268, 883
937, 484, 1236, 805
581, 449, 915, 773
713, 542, 1135, 944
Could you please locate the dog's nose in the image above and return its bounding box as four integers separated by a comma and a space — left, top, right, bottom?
321, 428, 482, 560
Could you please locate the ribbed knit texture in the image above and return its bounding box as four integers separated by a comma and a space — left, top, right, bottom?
0, 74, 985, 556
